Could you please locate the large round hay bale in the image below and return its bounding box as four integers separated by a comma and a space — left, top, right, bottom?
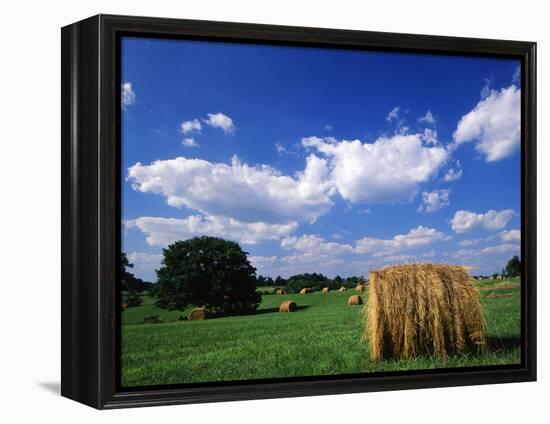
348, 295, 363, 305
299, 288, 312, 294
279, 300, 297, 313
322, 287, 330, 293
356, 284, 366, 292
188, 307, 209, 321
275, 288, 287, 295
365, 264, 486, 360
339, 286, 347, 292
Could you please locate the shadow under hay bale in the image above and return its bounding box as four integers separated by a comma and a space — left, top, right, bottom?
364, 263, 486, 360
279, 300, 297, 313
188, 307, 209, 321
299, 288, 312, 294
322, 287, 330, 293
348, 295, 363, 305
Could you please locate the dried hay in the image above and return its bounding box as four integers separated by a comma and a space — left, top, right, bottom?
364, 263, 485, 360
279, 300, 297, 313
356, 284, 366, 292
348, 295, 363, 305
275, 289, 287, 295
299, 288, 312, 294
339, 287, 347, 292
322, 287, 330, 293
188, 307, 209, 321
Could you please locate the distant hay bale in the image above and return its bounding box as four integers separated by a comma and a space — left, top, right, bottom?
188, 307, 209, 321
275, 289, 287, 295
356, 284, 366, 292
299, 288, 312, 294
322, 287, 330, 293
348, 295, 363, 305
339, 287, 347, 292
364, 264, 486, 361
279, 300, 297, 313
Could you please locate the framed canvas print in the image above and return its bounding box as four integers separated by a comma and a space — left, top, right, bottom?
61, 14, 536, 409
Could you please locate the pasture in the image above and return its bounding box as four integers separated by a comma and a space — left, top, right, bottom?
121, 277, 521, 387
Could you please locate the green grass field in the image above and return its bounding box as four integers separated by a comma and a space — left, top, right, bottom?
121, 277, 521, 387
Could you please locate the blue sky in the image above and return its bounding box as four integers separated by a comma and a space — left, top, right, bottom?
121, 36, 521, 281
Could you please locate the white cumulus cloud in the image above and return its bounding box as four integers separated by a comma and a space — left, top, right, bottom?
275, 142, 286, 155
512, 65, 521, 84
281, 234, 354, 255
127, 154, 334, 224
386, 106, 400, 122
450, 209, 515, 233
419, 111, 436, 124
302, 134, 448, 204
355, 226, 450, 255
422, 128, 438, 145
481, 243, 519, 254
418, 189, 450, 212
453, 85, 520, 162
182, 137, 198, 148
249, 253, 350, 279
499, 229, 521, 242
126, 215, 298, 246
203, 112, 236, 134
126, 251, 162, 281
121, 82, 136, 109
458, 238, 483, 247
180, 119, 202, 134
449, 242, 519, 268
443, 160, 463, 182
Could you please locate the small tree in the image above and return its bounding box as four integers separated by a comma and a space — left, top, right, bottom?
155, 236, 260, 315
126, 290, 142, 307
256, 275, 267, 286
121, 252, 142, 308
121, 252, 134, 291
275, 276, 287, 286
505, 255, 521, 278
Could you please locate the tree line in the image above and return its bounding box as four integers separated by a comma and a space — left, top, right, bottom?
122, 236, 521, 317
472, 255, 521, 280
256, 273, 365, 293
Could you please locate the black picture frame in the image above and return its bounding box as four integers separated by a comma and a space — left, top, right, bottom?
61, 14, 537, 409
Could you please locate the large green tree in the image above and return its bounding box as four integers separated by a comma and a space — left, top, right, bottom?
155, 236, 260, 315
505, 255, 521, 278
